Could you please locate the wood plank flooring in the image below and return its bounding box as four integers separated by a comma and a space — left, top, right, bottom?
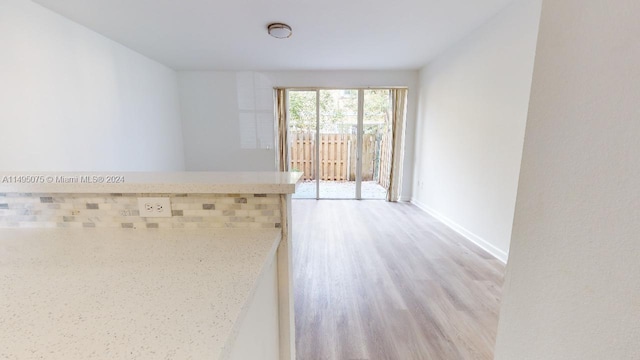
292, 200, 504, 360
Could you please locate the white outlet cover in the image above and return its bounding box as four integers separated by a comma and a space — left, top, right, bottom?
137, 197, 172, 218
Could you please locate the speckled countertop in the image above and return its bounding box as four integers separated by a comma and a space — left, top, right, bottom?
0, 228, 281, 359
0, 171, 303, 194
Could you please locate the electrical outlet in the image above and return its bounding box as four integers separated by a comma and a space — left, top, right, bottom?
137, 197, 172, 218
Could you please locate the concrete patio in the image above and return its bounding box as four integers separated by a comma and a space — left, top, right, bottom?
292, 181, 387, 199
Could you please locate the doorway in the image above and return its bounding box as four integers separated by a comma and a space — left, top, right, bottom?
287, 89, 392, 200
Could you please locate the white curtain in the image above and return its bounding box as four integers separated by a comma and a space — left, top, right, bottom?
387, 89, 408, 202
275, 88, 288, 172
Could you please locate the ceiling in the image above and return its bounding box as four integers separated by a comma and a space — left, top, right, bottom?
32, 0, 517, 71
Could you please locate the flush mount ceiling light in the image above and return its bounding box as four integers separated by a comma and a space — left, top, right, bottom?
267, 23, 292, 39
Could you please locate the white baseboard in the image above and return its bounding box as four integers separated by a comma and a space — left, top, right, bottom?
410, 198, 508, 263
399, 196, 412, 202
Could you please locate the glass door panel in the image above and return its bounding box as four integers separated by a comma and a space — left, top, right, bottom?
362, 89, 391, 199
318, 89, 358, 199
288, 90, 318, 199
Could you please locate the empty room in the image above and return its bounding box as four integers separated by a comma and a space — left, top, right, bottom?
1, 0, 638, 359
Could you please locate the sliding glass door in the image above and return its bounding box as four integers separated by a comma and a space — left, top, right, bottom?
288, 89, 391, 200
318, 89, 357, 199
362, 89, 392, 200
288, 90, 317, 199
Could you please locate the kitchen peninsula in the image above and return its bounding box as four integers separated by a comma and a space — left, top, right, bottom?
0, 172, 302, 360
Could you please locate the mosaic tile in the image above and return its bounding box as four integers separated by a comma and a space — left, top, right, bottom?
0, 193, 281, 229
218, 204, 242, 210
230, 216, 255, 222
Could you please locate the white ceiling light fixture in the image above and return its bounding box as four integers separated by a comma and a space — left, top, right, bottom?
267, 23, 292, 39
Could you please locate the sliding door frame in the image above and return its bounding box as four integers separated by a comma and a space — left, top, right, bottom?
315, 89, 320, 200
283, 87, 405, 200
355, 89, 364, 199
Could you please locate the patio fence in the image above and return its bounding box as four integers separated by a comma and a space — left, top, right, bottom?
289, 132, 391, 187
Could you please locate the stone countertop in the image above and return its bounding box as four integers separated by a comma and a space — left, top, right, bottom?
0, 228, 281, 360
0, 171, 303, 194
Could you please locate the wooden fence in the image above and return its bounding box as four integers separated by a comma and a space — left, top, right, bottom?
289, 132, 391, 186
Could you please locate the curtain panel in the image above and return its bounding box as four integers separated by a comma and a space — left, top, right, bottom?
275, 88, 288, 172
387, 89, 408, 202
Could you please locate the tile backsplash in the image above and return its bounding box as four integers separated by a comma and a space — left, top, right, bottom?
0, 193, 281, 229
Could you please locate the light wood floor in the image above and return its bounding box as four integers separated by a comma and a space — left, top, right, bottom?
292, 200, 504, 360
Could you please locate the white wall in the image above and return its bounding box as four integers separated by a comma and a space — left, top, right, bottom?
494, 0, 640, 359
0, 0, 184, 171
411, 0, 542, 261
178, 72, 276, 172
178, 70, 418, 198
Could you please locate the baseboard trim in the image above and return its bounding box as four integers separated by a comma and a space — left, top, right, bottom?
410, 198, 508, 264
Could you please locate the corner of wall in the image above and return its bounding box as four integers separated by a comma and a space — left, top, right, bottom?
409, 0, 541, 265
410, 198, 508, 263
0, 0, 185, 172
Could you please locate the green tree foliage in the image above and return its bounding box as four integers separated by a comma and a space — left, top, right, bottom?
363, 89, 391, 134
288, 89, 391, 134
288, 91, 316, 132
